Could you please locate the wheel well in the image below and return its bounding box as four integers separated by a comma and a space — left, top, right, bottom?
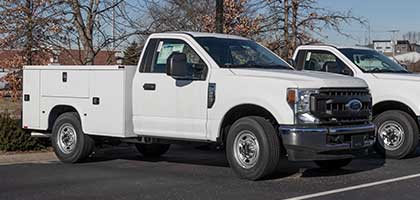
373, 101, 419, 128
48, 105, 80, 131
218, 104, 278, 144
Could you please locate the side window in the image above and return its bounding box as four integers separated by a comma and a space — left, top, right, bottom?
150, 39, 205, 74
303, 50, 353, 76
295, 50, 307, 70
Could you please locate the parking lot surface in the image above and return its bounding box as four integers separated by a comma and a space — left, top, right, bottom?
1, 145, 419, 200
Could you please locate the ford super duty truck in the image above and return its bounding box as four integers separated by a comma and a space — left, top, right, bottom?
293, 45, 420, 159
22, 32, 375, 180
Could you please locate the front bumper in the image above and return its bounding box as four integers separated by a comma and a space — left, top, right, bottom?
279, 123, 376, 161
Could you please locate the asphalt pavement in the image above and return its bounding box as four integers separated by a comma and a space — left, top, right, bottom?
1, 145, 420, 200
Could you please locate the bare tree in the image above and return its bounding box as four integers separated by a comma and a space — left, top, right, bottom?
141, 0, 214, 33
0, 0, 62, 100
403, 32, 420, 44
263, 0, 365, 59
42, 0, 151, 65
202, 0, 263, 38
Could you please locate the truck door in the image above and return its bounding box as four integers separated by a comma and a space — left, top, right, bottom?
133, 38, 209, 140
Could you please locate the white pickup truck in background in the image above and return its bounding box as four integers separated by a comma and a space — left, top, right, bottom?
22, 32, 375, 180
293, 45, 420, 159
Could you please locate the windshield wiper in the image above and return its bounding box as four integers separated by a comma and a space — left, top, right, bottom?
221, 64, 255, 68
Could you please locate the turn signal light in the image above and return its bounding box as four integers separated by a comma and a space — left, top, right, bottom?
287, 89, 296, 104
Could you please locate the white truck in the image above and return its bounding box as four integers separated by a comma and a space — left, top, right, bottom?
293, 45, 420, 159
23, 32, 375, 180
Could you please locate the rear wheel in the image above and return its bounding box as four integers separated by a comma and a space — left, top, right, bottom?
374, 110, 419, 159
135, 143, 170, 158
314, 158, 352, 170
51, 112, 95, 163
226, 116, 280, 180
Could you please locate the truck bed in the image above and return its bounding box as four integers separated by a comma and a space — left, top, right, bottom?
22, 65, 137, 138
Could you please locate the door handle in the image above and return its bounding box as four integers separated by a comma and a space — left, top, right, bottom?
143, 83, 156, 91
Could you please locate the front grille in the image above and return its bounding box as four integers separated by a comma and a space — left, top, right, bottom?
311, 88, 372, 125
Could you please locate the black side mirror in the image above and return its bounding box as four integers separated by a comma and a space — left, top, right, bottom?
287, 59, 296, 67
166, 52, 192, 79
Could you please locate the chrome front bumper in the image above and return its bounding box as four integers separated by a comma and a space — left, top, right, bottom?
279, 123, 376, 161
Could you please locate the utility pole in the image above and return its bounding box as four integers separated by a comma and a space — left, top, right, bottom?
215, 0, 224, 33
388, 29, 400, 57
112, 0, 116, 49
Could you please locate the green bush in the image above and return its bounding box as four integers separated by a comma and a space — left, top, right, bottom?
0, 113, 46, 151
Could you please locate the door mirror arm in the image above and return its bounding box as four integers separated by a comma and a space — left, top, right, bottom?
287, 59, 296, 68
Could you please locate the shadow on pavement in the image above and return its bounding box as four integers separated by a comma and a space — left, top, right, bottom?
79, 144, 394, 180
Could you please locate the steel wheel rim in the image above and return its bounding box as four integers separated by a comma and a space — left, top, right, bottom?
57, 123, 77, 154
378, 121, 405, 151
233, 130, 260, 169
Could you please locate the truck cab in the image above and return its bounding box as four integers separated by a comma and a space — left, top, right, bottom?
293, 45, 420, 159
23, 32, 375, 180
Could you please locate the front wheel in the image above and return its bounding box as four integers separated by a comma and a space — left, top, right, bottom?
314, 158, 352, 169
374, 110, 419, 159
226, 116, 280, 180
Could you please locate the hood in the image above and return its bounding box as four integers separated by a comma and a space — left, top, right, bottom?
230, 68, 367, 88
372, 73, 420, 82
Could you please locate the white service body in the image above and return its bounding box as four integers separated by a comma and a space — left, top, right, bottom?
23, 65, 136, 138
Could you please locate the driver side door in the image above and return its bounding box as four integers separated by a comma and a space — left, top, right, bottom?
133, 38, 209, 140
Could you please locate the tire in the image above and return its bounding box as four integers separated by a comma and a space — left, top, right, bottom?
135, 143, 170, 158
314, 158, 352, 170
374, 110, 419, 159
226, 116, 280, 180
51, 112, 95, 163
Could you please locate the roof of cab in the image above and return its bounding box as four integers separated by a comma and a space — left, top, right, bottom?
150, 31, 250, 40
298, 44, 372, 50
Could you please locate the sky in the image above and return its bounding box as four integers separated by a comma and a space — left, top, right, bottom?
124, 0, 420, 46
317, 0, 420, 45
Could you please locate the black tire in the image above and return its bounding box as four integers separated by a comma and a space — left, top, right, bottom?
226, 116, 280, 180
374, 110, 419, 159
314, 158, 352, 170
135, 143, 170, 157
51, 112, 95, 163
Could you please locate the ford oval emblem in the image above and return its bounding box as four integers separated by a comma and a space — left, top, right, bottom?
346, 99, 363, 112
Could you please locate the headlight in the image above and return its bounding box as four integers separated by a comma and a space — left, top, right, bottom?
287, 88, 319, 124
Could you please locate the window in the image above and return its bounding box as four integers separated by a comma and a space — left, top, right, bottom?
303, 50, 352, 75
339, 48, 409, 73
149, 39, 204, 73
195, 37, 291, 70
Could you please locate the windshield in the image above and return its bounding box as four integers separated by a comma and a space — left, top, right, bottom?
339, 48, 410, 73
195, 37, 292, 70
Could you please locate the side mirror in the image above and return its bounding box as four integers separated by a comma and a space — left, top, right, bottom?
166, 52, 192, 80
287, 59, 296, 67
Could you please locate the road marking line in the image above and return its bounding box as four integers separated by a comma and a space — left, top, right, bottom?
284, 173, 420, 200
